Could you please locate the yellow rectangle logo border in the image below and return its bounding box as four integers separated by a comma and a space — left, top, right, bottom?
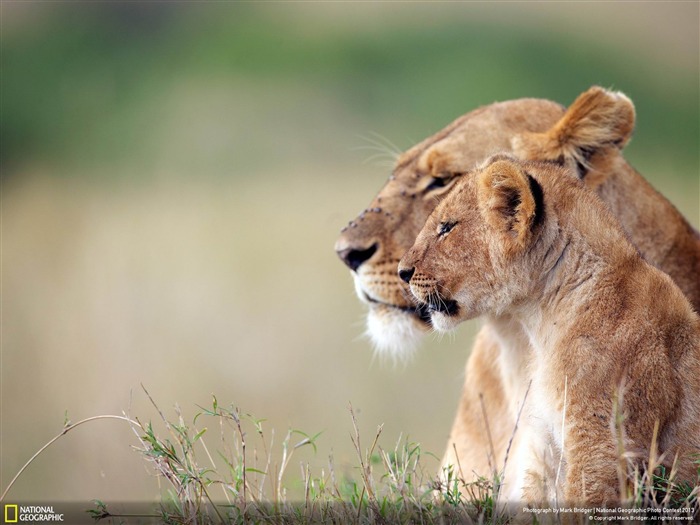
5, 504, 18, 523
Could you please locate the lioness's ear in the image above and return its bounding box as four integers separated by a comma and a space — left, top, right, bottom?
511, 86, 635, 178
478, 159, 542, 253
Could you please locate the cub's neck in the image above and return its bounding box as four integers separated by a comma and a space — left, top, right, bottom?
514, 176, 643, 354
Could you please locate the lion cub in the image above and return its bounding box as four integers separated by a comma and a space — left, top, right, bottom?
398, 155, 700, 505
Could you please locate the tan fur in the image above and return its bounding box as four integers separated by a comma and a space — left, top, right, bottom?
512, 86, 700, 309
399, 156, 700, 505
512, 87, 635, 176
478, 160, 538, 253
335, 88, 700, 498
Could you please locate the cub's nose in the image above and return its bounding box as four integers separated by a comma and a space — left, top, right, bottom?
336, 242, 378, 272
398, 266, 415, 283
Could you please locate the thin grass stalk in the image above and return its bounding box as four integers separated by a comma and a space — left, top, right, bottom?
0, 415, 137, 502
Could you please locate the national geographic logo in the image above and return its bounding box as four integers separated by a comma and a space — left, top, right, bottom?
3, 505, 64, 522
4, 504, 18, 523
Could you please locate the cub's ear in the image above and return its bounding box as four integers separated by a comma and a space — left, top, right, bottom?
478, 159, 542, 254
511, 86, 635, 178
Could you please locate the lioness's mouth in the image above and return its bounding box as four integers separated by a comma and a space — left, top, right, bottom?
363, 293, 433, 325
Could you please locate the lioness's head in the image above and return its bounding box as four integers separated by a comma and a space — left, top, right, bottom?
336, 87, 638, 357
334, 99, 565, 357
397, 155, 589, 330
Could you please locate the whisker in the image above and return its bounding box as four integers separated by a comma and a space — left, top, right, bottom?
364, 152, 397, 161
401, 288, 421, 306
434, 282, 453, 309
364, 131, 404, 157
352, 133, 404, 170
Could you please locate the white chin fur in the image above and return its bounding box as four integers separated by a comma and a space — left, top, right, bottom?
365, 306, 427, 363
429, 311, 460, 332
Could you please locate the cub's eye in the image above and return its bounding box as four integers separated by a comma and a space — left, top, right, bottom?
425, 174, 456, 192
438, 221, 458, 236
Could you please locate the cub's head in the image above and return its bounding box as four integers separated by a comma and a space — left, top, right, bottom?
398, 155, 569, 331
334, 99, 565, 358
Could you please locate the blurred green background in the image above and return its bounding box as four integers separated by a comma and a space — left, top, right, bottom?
2, 2, 698, 502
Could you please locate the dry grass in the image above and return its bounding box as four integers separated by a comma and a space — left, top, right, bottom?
2, 386, 697, 524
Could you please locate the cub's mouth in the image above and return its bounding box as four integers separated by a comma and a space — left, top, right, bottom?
363, 292, 433, 326
422, 296, 459, 316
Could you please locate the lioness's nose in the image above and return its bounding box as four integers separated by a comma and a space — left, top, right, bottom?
398, 266, 415, 283
336, 242, 378, 272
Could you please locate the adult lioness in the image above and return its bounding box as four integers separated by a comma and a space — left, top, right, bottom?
398, 154, 700, 505
335, 87, 700, 490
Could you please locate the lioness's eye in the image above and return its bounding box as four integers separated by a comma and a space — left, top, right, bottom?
438, 221, 457, 236
425, 174, 456, 192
